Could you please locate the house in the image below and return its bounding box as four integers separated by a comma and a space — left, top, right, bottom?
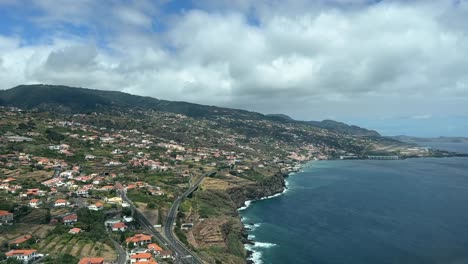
2, 177, 17, 183
100, 185, 114, 191
112, 222, 127, 232
25, 188, 46, 197
88, 202, 104, 211
130, 252, 153, 263
69, 227, 82, 235
0, 210, 13, 224
147, 243, 163, 254
123, 216, 134, 223
76, 188, 89, 197
105, 218, 121, 228
106, 197, 122, 204
54, 199, 67, 207
9, 235, 33, 248
5, 249, 38, 263
63, 213, 78, 225
29, 199, 42, 208
159, 250, 174, 259
126, 234, 152, 246
78, 257, 104, 264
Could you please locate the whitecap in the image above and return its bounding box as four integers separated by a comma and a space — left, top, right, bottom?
238, 200, 253, 211
245, 222, 261, 231
252, 242, 278, 248
245, 244, 263, 264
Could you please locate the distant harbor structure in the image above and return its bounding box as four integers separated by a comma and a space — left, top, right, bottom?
340, 155, 400, 160
367, 155, 399, 160
340, 155, 359, 160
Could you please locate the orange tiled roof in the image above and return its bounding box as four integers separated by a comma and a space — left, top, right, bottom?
126, 234, 152, 244
69, 228, 81, 233
0, 210, 12, 216
113, 222, 127, 228
9, 235, 32, 245
5, 249, 37, 257
78, 257, 104, 264
147, 243, 163, 251
130, 253, 152, 259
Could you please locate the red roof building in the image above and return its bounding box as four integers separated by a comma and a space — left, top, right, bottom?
78, 257, 104, 264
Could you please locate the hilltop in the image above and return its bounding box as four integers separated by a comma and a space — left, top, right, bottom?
2, 84, 379, 137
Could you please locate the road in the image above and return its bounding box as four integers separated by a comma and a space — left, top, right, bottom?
111, 239, 127, 264
163, 172, 215, 264
118, 171, 214, 264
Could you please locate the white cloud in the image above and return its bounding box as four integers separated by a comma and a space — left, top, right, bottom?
0, 0, 468, 124
114, 7, 152, 28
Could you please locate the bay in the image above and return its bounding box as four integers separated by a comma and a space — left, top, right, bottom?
241, 143, 468, 264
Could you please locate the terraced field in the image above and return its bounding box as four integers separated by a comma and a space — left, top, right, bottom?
0, 224, 54, 245
36, 234, 117, 261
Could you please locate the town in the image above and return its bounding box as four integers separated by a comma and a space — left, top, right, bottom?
0, 105, 434, 264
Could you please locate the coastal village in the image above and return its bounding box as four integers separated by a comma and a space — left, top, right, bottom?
0, 106, 435, 264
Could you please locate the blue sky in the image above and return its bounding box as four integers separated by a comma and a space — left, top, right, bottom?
0, 0, 468, 137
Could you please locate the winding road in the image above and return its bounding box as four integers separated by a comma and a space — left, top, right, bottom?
118, 171, 215, 264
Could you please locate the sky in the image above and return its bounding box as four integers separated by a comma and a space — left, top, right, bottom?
0, 0, 467, 137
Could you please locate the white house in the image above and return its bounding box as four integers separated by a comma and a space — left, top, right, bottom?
123, 216, 134, 223
130, 252, 152, 263
88, 202, 104, 211
63, 213, 78, 225
112, 222, 127, 232
29, 199, 42, 208
54, 199, 67, 207
6, 249, 38, 263
105, 218, 121, 228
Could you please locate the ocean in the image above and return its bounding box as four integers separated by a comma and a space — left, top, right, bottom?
240, 142, 468, 264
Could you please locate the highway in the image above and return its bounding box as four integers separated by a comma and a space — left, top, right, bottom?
118, 171, 214, 264
163, 171, 215, 264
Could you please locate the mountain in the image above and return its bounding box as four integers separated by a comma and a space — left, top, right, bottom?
0, 84, 267, 119
266, 114, 294, 121
306, 120, 381, 137
1, 84, 378, 137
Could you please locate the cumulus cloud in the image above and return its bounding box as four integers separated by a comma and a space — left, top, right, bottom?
0, 0, 468, 127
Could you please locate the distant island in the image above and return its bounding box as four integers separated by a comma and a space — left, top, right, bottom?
392, 135, 468, 143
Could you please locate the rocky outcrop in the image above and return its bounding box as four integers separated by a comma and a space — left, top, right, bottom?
226, 171, 287, 208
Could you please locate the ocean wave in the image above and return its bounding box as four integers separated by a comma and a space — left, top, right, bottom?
245, 244, 263, 264
238, 200, 253, 211
259, 186, 288, 200
245, 241, 278, 264
252, 242, 278, 248
244, 223, 262, 231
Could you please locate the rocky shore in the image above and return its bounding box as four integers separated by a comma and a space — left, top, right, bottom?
225, 170, 291, 263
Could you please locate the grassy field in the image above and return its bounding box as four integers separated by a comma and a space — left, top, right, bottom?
36, 234, 116, 260
0, 223, 116, 261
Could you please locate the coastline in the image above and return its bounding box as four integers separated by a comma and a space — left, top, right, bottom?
237, 167, 301, 264
233, 151, 467, 264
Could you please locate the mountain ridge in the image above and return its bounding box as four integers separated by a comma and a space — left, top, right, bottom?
1, 84, 379, 137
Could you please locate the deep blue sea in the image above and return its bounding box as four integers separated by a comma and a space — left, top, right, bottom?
240, 143, 468, 264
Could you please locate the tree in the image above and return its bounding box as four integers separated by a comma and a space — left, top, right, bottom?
147, 202, 156, 209
5, 258, 22, 264
45, 129, 65, 142
122, 207, 132, 216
